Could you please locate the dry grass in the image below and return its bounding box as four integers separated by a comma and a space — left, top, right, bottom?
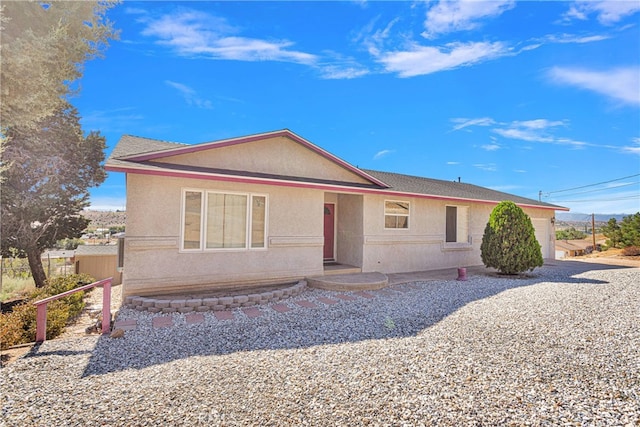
0, 276, 36, 302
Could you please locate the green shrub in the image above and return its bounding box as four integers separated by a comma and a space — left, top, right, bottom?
480, 201, 544, 275
0, 274, 93, 350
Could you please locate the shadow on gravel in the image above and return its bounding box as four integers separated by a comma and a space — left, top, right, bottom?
22, 342, 93, 359
72, 261, 632, 377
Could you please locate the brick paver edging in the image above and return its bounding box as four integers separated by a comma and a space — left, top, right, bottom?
124, 281, 307, 313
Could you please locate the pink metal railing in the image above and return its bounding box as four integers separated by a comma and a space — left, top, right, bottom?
32, 277, 112, 342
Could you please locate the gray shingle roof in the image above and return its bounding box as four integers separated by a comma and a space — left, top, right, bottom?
362, 169, 562, 209
106, 133, 565, 210
109, 135, 186, 159
75, 244, 118, 256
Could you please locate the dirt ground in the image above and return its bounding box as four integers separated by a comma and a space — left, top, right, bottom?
2, 252, 638, 367
571, 248, 640, 267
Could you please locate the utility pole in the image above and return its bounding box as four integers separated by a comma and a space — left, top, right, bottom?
539, 191, 542, 202
592, 213, 597, 252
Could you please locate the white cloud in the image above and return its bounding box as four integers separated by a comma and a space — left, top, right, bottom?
446, 161, 460, 165
319, 66, 369, 80
541, 33, 610, 44
317, 52, 370, 79
450, 117, 496, 131
453, 117, 583, 148
358, 16, 401, 57
378, 41, 509, 77
493, 123, 589, 149
374, 149, 394, 159
548, 66, 640, 106
453, 117, 604, 150
165, 80, 213, 109
513, 119, 567, 130
473, 163, 497, 172
622, 137, 640, 154
140, 10, 317, 65
423, 0, 515, 38
564, 1, 640, 25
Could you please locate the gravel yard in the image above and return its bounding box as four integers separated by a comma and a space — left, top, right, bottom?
1, 263, 639, 426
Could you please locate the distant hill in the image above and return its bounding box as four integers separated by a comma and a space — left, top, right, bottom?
81, 210, 126, 229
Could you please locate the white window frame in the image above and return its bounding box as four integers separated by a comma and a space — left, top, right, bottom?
384, 200, 410, 230
181, 189, 204, 251
445, 205, 470, 244
180, 188, 268, 252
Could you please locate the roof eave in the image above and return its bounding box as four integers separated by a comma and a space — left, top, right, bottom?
105, 163, 567, 211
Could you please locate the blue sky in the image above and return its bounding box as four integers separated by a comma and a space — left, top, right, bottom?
74, 1, 640, 214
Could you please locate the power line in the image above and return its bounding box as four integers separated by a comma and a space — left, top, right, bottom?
554, 181, 639, 198
550, 195, 640, 203
546, 173, 640, 195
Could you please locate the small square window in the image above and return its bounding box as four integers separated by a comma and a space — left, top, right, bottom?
384, 200, 409, 229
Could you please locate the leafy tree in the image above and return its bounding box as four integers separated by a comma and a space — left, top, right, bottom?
1, 104, 106, 287
55, 238, 85, 251
556, 227, 587, 240
480, 201, 544, 275
1, 1, 118, 130
620, 213, 640, 248
601, 218, 623, 249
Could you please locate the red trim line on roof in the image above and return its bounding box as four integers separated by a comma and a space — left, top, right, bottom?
105, 164, 567, 211
119, 130, 389, 188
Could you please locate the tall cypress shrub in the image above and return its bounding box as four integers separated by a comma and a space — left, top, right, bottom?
481, 201, 544, 274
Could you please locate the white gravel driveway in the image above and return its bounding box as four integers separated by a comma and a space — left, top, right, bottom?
1, 263, 638, 426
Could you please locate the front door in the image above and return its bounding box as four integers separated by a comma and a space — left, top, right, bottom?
323, 203, 335, 260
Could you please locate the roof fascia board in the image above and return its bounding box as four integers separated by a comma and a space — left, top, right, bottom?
119, 129, 389, 188
106, 164, 567, 212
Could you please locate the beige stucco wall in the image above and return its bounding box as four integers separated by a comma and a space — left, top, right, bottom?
123, 173, 325, 297
123, 170, 556, 296
75, 255, 123, 285
155, 136, 372, 185
359, 195, 555, 274
336, 193, 364, 267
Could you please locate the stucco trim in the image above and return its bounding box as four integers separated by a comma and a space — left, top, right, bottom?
364, 234, 442, 245
126, 237, 179, 250
441, 242, 474, 251
268, 236, 324, 247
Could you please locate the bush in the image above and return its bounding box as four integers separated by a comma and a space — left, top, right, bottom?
556, 227, 587, 240
622, 246, 640, 256
0, 274, 93, 350
480, 201, 544, 275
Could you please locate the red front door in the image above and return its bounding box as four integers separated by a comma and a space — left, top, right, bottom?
323, 203, 335, 260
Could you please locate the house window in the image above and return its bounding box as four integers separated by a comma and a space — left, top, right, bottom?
206, 193, 247, 248
385, 200, 409, 229
181, 190, 267, 251
183, 191, 203, 250
445, 205, 469, 243
251, 196, 266, 248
